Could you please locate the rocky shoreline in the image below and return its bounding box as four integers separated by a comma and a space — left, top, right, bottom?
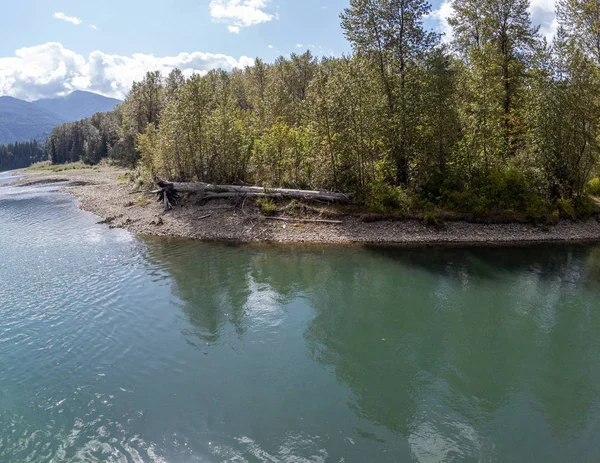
9, 167, 600, 245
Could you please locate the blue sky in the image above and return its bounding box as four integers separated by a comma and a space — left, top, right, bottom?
0, 0, 557, 101
0, 0, 351, 60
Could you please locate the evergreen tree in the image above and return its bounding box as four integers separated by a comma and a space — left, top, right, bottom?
0, 141, 46, 172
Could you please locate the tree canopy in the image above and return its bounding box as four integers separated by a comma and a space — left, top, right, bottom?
0, 141, 46, 172
41, 0, 600, 219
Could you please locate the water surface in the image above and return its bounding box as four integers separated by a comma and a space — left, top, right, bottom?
1, 170, 600, 462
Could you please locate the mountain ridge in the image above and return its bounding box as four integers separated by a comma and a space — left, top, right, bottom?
33, 91, 122, 123
0, 97, 65, 145
0, 91, 122, 144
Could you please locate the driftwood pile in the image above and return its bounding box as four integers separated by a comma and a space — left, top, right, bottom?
153, 178, 351, 211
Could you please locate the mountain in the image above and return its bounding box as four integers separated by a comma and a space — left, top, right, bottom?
33, 91, 122, 123
0, 97, 65, 145
0, 91, 123, 145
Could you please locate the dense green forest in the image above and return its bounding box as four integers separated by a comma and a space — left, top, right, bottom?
44, 0, 600, 219
0, 141, 46, 172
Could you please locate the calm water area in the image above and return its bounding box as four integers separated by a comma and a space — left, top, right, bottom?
1, 170, 600, 462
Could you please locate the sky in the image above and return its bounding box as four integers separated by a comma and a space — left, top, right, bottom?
0, 0, 558, 102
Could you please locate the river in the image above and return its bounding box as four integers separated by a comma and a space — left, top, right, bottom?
1, 170, 600, 462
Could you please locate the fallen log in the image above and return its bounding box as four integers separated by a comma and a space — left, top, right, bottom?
204, 192, 283, 200
156, 179, 351, 204
264, 217, 343, 224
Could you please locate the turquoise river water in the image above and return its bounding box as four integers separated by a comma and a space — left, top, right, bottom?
1, 170, 600, 462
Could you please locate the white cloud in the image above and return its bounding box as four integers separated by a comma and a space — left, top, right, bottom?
209, 0, 275, 33
539, 16, 558, 41
427, 1, 454, 43
530, 0, 556, 12
53, 12, 83, 25
90, 24, 99, 31
0, 42, 254, 101
529, 0, 558, 41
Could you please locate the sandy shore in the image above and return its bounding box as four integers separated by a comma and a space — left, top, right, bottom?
8, 167, 600, 245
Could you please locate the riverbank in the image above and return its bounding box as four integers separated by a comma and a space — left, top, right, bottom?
8, 167, 600, 244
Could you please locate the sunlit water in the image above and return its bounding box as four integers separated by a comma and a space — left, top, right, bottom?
2, 170, 600, 462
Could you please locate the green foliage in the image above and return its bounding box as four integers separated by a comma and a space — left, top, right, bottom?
585, 178, 600, 196
558, 196, 596, 220
253, 119, 315, 188
0, 141, 46, 172
363, 160, 412, 212
366, 183, 412, 213
525, 198, 558, 225
423, 211, 444, 228
256, 197, 278, 216
341, 0, 436, 185
46, 111, 122, 166
557, 0, 600, 66
475, 168, 533, 214
24, 161, 93, 173
433, 166, 543, 218
37, 0, 600, 225
573, 196, 596, 219
557, 198, 576, 220
127, 166, 147, 191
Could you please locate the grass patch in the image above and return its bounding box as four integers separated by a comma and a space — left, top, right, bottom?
135, 196, 151, 208
24, 161, 97, 173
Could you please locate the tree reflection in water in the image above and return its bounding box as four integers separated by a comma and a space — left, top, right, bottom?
143, 239, 600, 461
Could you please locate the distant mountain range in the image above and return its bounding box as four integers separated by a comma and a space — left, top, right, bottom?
0, 97, 64, 145
33, 91, 123, 123
0, 91, 122, 145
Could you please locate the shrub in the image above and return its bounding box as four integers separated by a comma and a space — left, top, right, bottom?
442, 187, 477, 213
476, 167, 531, 213
256, 197, 278, 216
423, 211, 444, 228
527, 206, 559, 225
366, 183, 412, 213
439, 167, 536, 216
557, 196, 596, 220
573, 196, 596, 219
525, 195, 557, 224
557, 198, 576, 220
585, 178, 600, 196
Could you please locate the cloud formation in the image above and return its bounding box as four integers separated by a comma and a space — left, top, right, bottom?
0, 42, 254, 101
530, 0, 558, 41
209, 0, 275, 33
427, 1, 454, 43
53, 12, 83, 25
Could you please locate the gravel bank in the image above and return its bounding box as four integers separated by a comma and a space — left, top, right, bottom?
10, 168, 600, 245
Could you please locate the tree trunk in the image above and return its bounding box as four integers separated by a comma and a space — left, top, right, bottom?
155, 179, 352, 206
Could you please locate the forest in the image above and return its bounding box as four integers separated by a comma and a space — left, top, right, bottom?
43, 0, 600, 220
0, 141, 46, 172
